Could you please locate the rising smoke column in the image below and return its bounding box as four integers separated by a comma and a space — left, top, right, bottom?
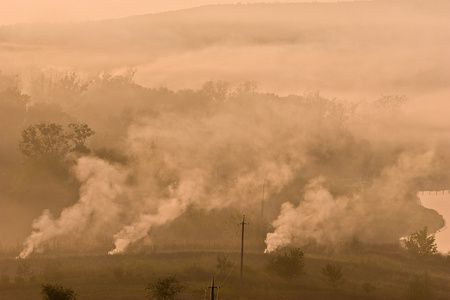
108, 198, 185, 254
106, 106, 307, 254
108, 171, 204, 254
265, 177, 357, 253
18, 156, 127, 258
18, 94, 309, 257
264, 151, 445, 253
18, 88, 447, 257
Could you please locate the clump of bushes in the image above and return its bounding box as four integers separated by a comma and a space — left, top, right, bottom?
145, 276, 185, 300
267, 248, 305, 279
41, 283, 77, 300
404, 227, 438, 259
321, 263, 343, 288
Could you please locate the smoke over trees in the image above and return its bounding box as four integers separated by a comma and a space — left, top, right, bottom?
404, 226, 438, 258
0, 1, 448, 258
0, 68, 446, 257
19, 121, 95, 158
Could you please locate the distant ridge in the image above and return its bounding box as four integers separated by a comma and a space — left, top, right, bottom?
1, 0, 447, 47
0, 0, 448, 96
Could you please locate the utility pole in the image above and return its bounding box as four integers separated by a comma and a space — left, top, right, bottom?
208, 276, 218, 300
239, 215, 249, 291
260, 179, 266, 238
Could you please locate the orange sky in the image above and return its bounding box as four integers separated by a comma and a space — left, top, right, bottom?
0, 0, 359, 25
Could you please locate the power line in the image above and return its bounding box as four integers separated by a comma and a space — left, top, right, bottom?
214, 225, 240, 279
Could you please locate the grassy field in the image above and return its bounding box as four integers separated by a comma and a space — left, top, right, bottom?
0, 243, 449, 300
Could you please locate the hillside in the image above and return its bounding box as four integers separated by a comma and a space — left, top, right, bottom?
1, 246, 449, 300
0, 3, 449, 299
0, 1, 449, 96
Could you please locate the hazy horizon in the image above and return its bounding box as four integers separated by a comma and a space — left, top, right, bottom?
0, 1, 449, 298
0, 0, 363, 25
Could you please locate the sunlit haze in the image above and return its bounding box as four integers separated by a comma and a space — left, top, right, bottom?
1, 0, 357, 25
0, 0, 449, 299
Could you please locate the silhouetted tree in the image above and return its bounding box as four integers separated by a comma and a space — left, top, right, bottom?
41, 283, 76, 300
374, 95, 407, 111
404, 226, 438, 258
20, 122, 69, 158
145, 276, 184, 300
29, 70, 90, 105
201, 80, 230, 101
67, 122, 95, 153
267, 248, 305, 279
19, 122, 95, 158
235, 80, 258, 94
321, 263, 343, 288
99, 68, 137, 88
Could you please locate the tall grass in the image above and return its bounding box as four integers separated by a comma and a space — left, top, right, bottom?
0, 244, 448, 300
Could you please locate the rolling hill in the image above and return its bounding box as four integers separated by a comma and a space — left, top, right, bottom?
0, 1, 449, 96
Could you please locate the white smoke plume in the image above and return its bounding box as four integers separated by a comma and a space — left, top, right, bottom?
105, 106, 306, 254
4, 1, 448, 258
265, 151, 443, 253
108, 175, 202, 254
265, 177, 353, 253
18, 95, 308, 257
108, 198, 186, 255
18, 156, 127, 259
17, 88, 447, 257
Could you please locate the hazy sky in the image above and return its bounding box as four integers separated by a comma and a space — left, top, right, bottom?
0, 0, 358, 25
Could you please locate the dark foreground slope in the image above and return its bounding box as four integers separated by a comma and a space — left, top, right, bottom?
0, 245, 449, 300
